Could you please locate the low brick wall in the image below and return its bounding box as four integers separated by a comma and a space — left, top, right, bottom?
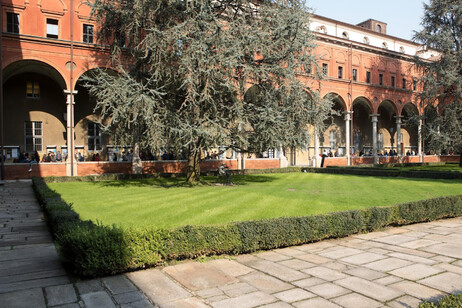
324, 157, 348, 167
423, 156, 440, 163
4, 155, 459, 179
244, 158, 279, 169
4, 163, 67, 180
440, 155, 460, 163
77, 162, 132, 176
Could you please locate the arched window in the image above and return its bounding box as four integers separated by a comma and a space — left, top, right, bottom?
376, 24, 382, 33
363, 36, 370, 44
342, 31, 349, 39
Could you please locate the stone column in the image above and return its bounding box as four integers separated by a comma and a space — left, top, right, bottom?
279, 146, 288, 168
395, 115, 402, 157
371, 114, 379, 164
64, 90, 77, 176
314, 127, 320, 167
344, 111, 352, 166
418, 118, 423, 162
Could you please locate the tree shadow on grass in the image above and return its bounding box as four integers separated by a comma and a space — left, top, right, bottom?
91, 174, 276, 188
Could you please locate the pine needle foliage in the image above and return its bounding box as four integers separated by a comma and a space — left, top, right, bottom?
86, 0, 332, 181
414, 0, 462, 165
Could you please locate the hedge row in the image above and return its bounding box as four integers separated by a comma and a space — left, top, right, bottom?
33, 177, 462, 277
419, 294, 462, 308
302, 166, 462, 180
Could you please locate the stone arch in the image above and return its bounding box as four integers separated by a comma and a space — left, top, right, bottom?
3, 58, 68, 90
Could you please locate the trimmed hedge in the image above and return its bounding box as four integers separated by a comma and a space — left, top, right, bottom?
419, 294, 462, 308
32, 176, 462, 277
302, 165, 462, 180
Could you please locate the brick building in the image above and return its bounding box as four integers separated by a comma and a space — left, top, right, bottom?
0, 1, 445, 178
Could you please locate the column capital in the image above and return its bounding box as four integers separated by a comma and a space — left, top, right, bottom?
370, 113, 380, 122
344, 111, 353, 121
394, 115, 403, 124
63, 90, 78, 95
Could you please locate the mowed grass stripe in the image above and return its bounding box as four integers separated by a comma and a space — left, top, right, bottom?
47, 173, 462, 229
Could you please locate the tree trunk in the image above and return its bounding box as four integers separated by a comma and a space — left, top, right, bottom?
186, 148, 201, 183
459, 150, 462, 167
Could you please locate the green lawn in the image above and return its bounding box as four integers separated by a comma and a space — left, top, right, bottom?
47, 173, 462, 229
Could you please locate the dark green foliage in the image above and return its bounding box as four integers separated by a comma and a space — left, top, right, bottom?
414, 0, 462, 162
87, 0, 334, 182
32, 176, 462, 278
419, 294, 462, 308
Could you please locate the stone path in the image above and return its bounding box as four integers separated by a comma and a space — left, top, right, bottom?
127, 217, 462, 308
0, 180, 155, 308
2, 180, 462, 307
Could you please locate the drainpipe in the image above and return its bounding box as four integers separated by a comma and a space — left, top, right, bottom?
69, 0, 75, 176
0, 3, 4, 183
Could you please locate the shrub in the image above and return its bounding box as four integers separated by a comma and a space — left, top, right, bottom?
32, 176, 462, 278
419, 294, 462, 308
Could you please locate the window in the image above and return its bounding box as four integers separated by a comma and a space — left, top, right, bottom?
322, 63, 328, 76
46, 19, 59, 39
399, 46, 405, 53
379, 74, 383, 85
83, 24, 94, 43
329, 131, 337, 149
366, 71, 371, 83
7, 12, 19, 34
26, 81, 40, 98
376, 24, 382, 33
88, 122, 102, 151
378, 133, 383, 151
413, 80, 417, 91
382, 42, 388, 49
402, 78, 407, 89
391, 76, 395, 87
342, 31, 349, 39
25, 121, 42, 152
352, 69, 357, 81
363, 36, 370, 44
338, 66, 343, 79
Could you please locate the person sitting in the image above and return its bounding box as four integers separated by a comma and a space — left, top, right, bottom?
18, 152, 29, 163
95, 153, 100, 161
56, 151, 62, 162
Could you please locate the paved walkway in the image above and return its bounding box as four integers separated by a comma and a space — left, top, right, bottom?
1, 180, 462, 307
127, 218, 462, 308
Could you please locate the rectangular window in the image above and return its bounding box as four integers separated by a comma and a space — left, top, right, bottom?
413, 80, 417, 91
379, 74, 383, 86
46, 18, 59, 39
25, 121, 42, 152
366, 71, 371, 83
391, 76, 395, 87
402, 78, 407, 89
7, 12, 19, 34
329, 131, 337, 150
338, 66, 343, 79
352, 69, 357, 81
322, 63, 328, 76
88, 122, 102, 151
26, 81, 40, 98
83, 24, 94, 43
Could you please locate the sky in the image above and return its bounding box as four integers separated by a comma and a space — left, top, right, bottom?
305, 0, 429, 41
